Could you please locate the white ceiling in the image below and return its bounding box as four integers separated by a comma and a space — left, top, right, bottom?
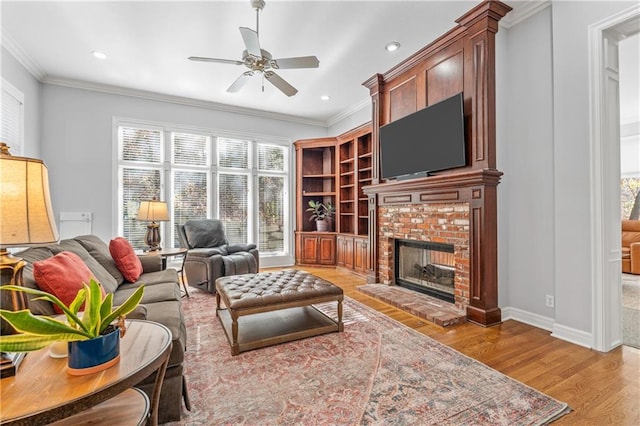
2, 1, 536, 125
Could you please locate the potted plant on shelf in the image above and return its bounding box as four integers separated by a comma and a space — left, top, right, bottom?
0, 279, 144, 375
307, 200, 335, 232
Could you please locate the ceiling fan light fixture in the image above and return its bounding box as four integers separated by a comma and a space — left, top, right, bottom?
385, 42, 401, 52
91, 50, 107, 60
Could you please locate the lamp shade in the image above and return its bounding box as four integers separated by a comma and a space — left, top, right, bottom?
136, 200, 169, 222
0, 151, 59, 247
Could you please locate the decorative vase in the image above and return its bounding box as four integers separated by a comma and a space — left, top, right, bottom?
316, 219, 330, 232
67, 327, 120, 376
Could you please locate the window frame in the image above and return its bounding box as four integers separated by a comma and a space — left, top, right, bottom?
113, 117, 294, 266
1, 78, 25, 155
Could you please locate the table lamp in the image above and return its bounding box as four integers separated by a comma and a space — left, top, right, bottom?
136, 199, 169, 251
0, 142, 59, 376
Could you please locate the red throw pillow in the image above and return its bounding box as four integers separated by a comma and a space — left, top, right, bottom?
109, 237, 143, 283
33, 251, 96, 314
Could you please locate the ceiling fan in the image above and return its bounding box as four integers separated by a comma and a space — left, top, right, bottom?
188, 0, 319, 97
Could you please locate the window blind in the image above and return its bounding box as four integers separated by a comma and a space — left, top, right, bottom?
173, 132, 209, 166
120, 127, 161, 163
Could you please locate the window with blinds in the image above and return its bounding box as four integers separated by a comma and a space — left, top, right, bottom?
117, 126, 164, 248
117, 121, 290, 258
258, 144, 287, 252
1, 79, 24, 155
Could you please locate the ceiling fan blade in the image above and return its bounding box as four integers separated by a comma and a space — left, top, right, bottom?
239, 27, 262, 58
227, 71, 254, 93
272, 56, 320, 69
188, 56, 244, 66
264, 71, 298, 97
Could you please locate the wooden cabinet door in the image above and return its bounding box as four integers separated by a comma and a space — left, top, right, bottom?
344, 236, 354, 269
301, 234, 318, 264
354, 237, 369, 273
318, 235, 336, 265
336, 236, 346, 267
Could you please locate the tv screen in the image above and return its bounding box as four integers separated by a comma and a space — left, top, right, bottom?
379, 92, 466, 180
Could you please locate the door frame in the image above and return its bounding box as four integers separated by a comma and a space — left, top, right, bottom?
588, 5, 639, 352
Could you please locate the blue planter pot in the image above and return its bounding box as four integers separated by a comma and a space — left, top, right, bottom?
67, 327, 120, 376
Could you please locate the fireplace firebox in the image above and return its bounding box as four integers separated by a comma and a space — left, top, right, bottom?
395, 239, 455, 303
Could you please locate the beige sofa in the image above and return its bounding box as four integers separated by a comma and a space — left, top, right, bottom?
17, 235, 189, 423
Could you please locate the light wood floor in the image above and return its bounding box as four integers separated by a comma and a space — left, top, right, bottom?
263, 266, 640, 425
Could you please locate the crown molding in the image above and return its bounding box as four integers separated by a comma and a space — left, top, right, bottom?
500, 0, 550, 29
41, 76, 327, 127
326, 96, 371, 128
1, 29, 45, 80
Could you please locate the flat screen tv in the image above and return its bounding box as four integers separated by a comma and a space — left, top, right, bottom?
379, 92, 466, 180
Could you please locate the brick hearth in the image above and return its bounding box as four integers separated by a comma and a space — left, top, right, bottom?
358, 284, 466, 327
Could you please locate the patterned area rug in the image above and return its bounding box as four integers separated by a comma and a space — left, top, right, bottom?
166, 288, 570, 425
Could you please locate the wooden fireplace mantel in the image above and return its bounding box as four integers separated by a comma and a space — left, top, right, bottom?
361, 1, 511, 327
363, 168, 502, 206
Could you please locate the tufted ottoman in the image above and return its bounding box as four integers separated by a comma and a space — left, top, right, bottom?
215, 270, 344, 355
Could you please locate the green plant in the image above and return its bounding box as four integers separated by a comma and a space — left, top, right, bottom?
0, 278, 144, 352
306, 200, 335, 222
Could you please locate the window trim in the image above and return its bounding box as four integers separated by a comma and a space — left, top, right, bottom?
1, 78, 25, 155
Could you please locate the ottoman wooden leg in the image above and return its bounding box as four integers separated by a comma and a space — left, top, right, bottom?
231, 311, 240, 356
215, 291, 221, 316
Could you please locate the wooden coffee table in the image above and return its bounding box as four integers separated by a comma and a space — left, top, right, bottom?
215, 270, 344, 356
0, 320, 172, 426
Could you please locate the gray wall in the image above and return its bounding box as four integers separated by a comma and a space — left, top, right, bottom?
497, 6, 556, 319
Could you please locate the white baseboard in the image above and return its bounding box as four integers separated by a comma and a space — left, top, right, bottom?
259, 255, 295, 269
502, 306, 593, 349
501, 306, 554, 331
551, 324, 593, 349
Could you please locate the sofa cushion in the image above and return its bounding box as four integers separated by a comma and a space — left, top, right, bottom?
113, 281, 180, 306
109, 237, 143, 282
184, 220, 227, 248
74, 235, 125, 285
32, 251, 97, 314
50, 239, 119, 294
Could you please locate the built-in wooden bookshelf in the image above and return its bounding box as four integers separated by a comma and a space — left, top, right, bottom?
294, 123, 372, 273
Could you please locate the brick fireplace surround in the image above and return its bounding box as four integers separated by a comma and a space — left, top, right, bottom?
363, 169, 503, 326
379, 203, 470, 310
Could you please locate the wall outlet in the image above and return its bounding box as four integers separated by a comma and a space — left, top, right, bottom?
545, 295, 555, 308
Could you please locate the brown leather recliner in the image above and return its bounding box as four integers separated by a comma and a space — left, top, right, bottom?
622, 220, 640, 275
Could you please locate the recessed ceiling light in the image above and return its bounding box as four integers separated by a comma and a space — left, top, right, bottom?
320, 95, 331, 101
385, 42, 401, 52
92, 51, 107, 60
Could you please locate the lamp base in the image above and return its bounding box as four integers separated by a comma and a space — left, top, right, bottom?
0, 250, 28, 378
144, 222, 162, 252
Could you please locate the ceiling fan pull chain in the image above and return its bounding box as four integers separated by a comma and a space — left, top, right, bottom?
262, 74, 265, 92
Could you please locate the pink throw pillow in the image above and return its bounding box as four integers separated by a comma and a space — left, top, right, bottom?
33, 251, 96, 314
109, 237, 143, 282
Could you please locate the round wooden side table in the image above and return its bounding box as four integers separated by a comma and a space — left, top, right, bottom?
0, 320, 172, 426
